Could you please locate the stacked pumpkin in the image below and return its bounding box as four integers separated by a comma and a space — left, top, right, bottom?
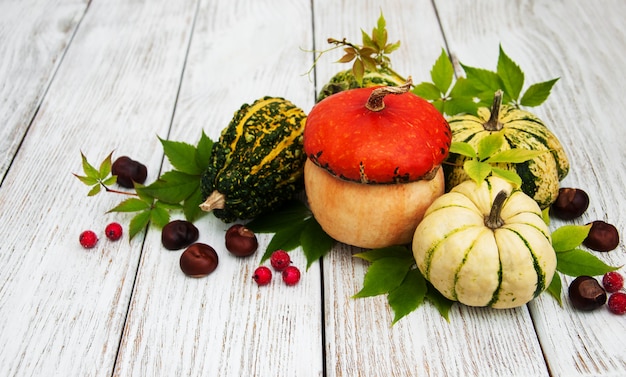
304, 80, 569, 309
303, 78, 452, 249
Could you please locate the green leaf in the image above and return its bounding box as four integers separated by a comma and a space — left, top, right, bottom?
431, 99, 445, 114
556, 248, 620, 276
103, 175, 118, 186
159, 137, 203, 175
260, 221, 309, 262
182, 187, 205, 222
352, 59, 365, 86
353, 257, 415, 298
108, 197, 151, 213
542, 207, 550, 226
374, 12, 387, 50
132, 182, 152, 202
150, 205, 171, 228
444, 97, 480, 117
387, 269, 427, 326
412, 82, 442, 101
551, 224, 591, 252
449, 76, 482, 98
361, 55, 378, 71
388, 268, 427, 325
383, 40, 401, 54
353, 246, 413, 262
129, 210, 151, 239
520, 78, 559, 107
477, 132, 504, 161
80, 151, 99, 178
486, 149, 545, 163
98, 152, 114, 179
155, 201, 183, 211
464, 160, 492, 184
139, 170, 199, 204
87, 184, 101, 196
195, 131, 214, 170
461, 64, 502, 94
361, 29, 376, 50
246, 200, 312, 233
425, 282, 454, 321
73, 173, 99, 186
497, 46, 525, 100
300, 218, 335, 268
449, 141, 476, 158
490, 167, 522, 187
431, 49, 454, 93
546, 272, 563, 306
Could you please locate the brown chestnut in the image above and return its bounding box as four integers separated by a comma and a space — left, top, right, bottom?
225, 224, 258, 257
583, 220, 620, 252
568, 275, 607, 311
180, 243, 218, 277
550, 187, 589, 220
162, 220, 199, 250
112, 156, 148, 188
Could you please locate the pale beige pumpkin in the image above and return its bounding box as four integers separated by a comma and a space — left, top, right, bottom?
305, 160, 444, 248
412, 176, 556, 308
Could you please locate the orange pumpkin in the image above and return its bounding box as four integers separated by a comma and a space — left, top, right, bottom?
303, 79, 451, 248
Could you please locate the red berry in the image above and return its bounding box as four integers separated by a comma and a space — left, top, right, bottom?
270, 250, 291, 271
105, 222, 123, 241
282, 265, 301, 286
602, 271, 624, 293
79, 230, 98, 249
607, 292, 626, 315
252, 266, 272, 286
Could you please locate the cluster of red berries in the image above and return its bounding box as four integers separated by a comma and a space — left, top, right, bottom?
603, 271, 626, 315
79, 222, 123, 249
252, 250, 301, 286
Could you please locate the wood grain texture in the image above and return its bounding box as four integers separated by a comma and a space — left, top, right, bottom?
0, 0, 197, 375
436, 1, 626, 376
0, 0, 88, 181
0, 0, 625, 376
112, 0, 323, 376
313, 1, 549, 376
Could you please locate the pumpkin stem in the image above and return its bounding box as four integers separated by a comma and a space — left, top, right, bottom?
485, 190, 508, 229
483, 90, 504, 131
365, 77, 413, 112
199, 190, 226, 212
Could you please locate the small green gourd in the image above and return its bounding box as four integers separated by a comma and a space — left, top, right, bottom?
317, 67, 405, 102
200, 97, 307, 222
444, 91, 569, 208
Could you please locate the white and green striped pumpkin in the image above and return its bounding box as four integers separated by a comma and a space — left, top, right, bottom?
443, 92, 569, 209
412, 176, 556, 309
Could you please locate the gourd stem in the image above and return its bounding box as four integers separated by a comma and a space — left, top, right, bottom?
485, 190, 508, 229
365, 77, 413, 112
483, 90, 504, 131
199, 190, 226, 212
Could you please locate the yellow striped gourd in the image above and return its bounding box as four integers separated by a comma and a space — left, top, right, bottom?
200, 97, 306, 222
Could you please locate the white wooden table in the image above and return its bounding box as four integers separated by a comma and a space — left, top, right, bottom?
1, 1, 625, 376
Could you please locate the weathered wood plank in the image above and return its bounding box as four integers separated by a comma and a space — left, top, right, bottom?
0, 0, 197, 375
0, 0, 88, 181
313, 1, 549, 376
435, 1, 626, 375
112, 0, 322, 376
